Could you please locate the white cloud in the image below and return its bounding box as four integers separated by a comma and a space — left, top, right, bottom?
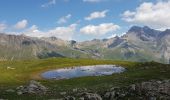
80, 23, 120, 35
85, 10, 108, 20
47, 24, 76, 40
14, 19, 28, 30
0, 23, 7, 32
24, 25, 44, 37
57, 14, 72, 24
41, 0, 56, 8
122, 0, 170, 28
83, 0, 103, 3
24, 24, 77, 40
107, 34, 117, 39
107, 32, 126, 39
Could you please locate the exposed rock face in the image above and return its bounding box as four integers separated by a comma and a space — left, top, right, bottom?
107, 36, 124, 48
16, 80, 47, 95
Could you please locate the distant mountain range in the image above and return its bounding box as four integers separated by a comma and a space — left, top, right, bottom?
0, 26, 170, 64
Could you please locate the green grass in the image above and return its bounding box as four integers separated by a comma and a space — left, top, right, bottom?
0, 58, 169, 100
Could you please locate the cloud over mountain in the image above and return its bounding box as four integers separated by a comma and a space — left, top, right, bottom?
14, 19, 28, 30
122, 0, 170, 29
57, 14, 72, 24
0, 23, 7, 32
24, 24, 77, 40
80, 23, 120, 35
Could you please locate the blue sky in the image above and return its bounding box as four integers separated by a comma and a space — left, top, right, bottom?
0, 0, 169, 41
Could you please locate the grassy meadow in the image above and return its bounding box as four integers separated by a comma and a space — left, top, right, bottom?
0, 58, 170, 99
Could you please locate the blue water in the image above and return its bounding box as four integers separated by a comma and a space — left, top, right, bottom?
41, 65, 125, 80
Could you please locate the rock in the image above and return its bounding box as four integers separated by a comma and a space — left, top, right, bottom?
14, 79, 170, 99
149, 97, 157, 100
72, 88, 78, 92
79, 97, 84, 100
102, 79, 170, 99
60, 92, 67, 95
82, 88, 87, 91
150, 97, 157, 100
130, 84, 136, 91
64, 96, 75, 100
81, 93, 102, 100
120, 93, 126, 97
104, 92, 110, 98
16, 80, 47, 95
110, 87, 119, 91
135, 80, 170, 96
17, 91, 23, 95
104, 91, 115, 100
16, 85, 24, 90
5, 89, 15, 92
7, 66, 15, 70
156, 81, 162, 84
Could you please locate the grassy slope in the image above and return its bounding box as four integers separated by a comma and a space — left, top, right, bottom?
0, 58, 170, 100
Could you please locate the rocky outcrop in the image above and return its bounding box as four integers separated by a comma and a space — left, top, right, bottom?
16, 80, 47, 95
104, 80, 170, 100
13, 79, 170, 99
133, 80, 170, 96
58, 80, 170, 100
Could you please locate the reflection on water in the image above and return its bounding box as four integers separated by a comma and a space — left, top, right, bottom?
41, 65, 125, 80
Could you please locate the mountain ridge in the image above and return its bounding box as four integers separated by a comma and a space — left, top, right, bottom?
0, 26, 170, 64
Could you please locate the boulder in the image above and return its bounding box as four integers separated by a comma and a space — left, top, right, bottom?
60, 92, 67, 95
104, 91, 115, 100
72, 88, 78, 92
81, 93, 102, 100
16, 80, 47, 95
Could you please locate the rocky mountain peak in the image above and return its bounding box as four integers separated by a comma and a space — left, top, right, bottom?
128, 26, 143, 33
158, 29, 170, 39
128, 26, 158, 35
126, 26, 161, 41
164, 29, 170, 34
